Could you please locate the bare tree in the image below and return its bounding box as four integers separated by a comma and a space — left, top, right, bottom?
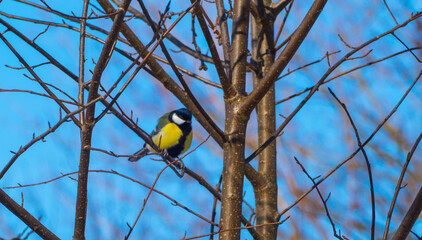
0, 0, 421, 240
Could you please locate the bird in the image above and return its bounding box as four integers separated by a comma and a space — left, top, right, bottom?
128, 108, 193, 162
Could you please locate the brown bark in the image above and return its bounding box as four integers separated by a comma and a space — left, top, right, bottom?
251, 1, 278, 238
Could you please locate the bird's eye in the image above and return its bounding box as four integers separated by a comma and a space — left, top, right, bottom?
172, 114, 186, 125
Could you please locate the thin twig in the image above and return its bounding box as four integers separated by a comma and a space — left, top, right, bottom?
210, 176, 222, 240
391, 32, 421, 63
274, 0, 293, 45
294, 157, 343, 239
78, 0, 90, 125
328, 88, 375, 240
0, 89, 80, 106
215, 0, 232, 79
16, 0, 123, 20
277, 50, 341, 80
32, 24, 49, 42
125, 157, 183, 240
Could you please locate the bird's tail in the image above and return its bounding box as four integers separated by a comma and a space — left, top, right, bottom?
128, 147, 149, 162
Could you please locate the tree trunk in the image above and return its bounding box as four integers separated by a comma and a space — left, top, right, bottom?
219, 0, 250, 238
251, 2, 278, 238
219, 110, 248, 239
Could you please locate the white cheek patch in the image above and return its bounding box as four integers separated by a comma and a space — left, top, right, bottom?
172, 114, 186, 125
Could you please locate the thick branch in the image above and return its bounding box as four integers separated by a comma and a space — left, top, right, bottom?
271, 0, 291, 15
230, 0, 250, 95
218, 0, 251, 238
391, 187, 422, 240
219, 117, 247, 240
215, 0, 232, 80
0, 189, 60, 240
250, 0, 278, 237
384, 130, 422, 240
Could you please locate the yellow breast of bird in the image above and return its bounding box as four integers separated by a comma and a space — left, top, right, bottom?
152, 123, 183, 150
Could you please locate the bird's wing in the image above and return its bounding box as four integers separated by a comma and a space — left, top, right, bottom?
151, 112, 170, 136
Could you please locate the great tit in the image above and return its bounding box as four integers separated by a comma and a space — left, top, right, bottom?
128, 108, 193, 162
